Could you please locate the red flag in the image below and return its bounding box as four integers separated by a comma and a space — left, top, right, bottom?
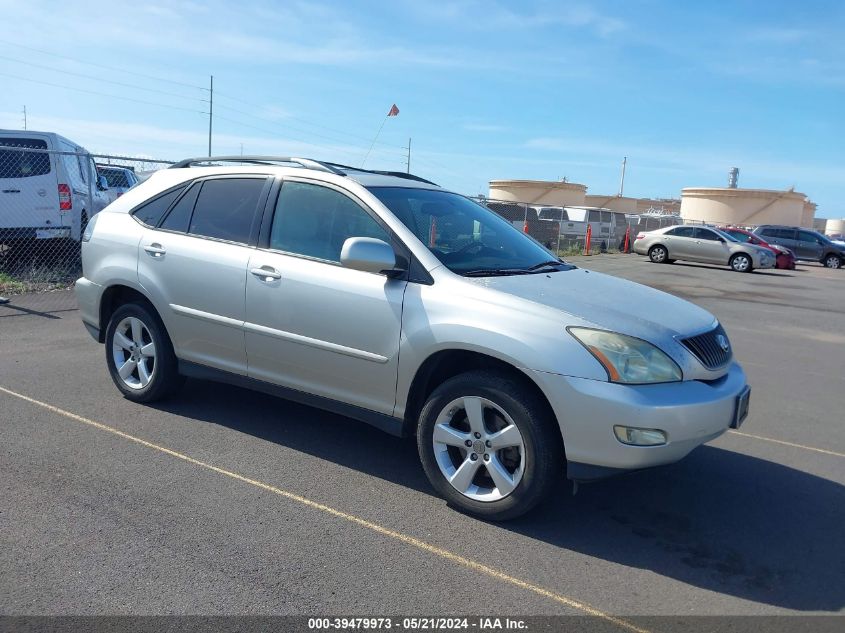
387, 104, 399, 117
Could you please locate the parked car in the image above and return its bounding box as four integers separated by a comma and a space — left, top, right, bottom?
718, 226, 796, 270
0, 129, 110, 246
76, 156, 750, 520
633, 225, 776, 272
752, 225, 845, 269
97, 165, 138, 204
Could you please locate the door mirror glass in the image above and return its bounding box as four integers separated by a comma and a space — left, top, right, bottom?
340, 237, 397, 275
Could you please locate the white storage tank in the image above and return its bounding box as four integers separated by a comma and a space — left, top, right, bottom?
488, 179, 587, 206
680, 187, 809, 227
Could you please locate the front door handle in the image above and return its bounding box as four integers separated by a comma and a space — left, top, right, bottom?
250, 266, 282, 281
144, 243, 166, 257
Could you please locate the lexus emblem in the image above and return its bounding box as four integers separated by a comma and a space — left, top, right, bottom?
716, 334, 730, 352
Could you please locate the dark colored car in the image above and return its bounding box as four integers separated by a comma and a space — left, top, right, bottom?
752, 226, 845, 269
719, 227, 796, 270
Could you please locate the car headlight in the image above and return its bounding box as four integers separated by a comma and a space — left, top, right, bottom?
568, 327, 683, 384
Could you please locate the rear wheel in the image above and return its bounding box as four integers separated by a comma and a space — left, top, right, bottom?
730, 253, 753, 273
648, 244, 669, 263
105, 302, 184, 402
417, 370, 563, 521
823, 254, 842, 269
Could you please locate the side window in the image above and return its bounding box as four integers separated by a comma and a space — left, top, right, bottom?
695, 228, 720, 241
777, 229, 796, 240
132, 187, 185, 226
798, 231, 819, 243
160, 184, 201, 232
670, 226, 695, 237
270, 181, 389, 263
188, 178, 266, 243
729, 231, 750, 243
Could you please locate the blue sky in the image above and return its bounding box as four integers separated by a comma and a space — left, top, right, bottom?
1, 0, 843, 216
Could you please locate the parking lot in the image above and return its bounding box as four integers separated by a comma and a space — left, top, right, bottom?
1, 255, 843, 621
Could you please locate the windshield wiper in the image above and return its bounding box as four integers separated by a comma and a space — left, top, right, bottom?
460, 268, 532, 277
526, 260, 567, 271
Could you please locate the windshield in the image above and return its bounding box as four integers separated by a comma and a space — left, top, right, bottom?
368, 187, 565, 275
713, 228, 739, 242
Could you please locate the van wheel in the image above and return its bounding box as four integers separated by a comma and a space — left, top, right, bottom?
416, 370, 562, 521
730, 253, 753, 273
648, 245, 669, 263
105, 302, 184, 402
823, 254, 842, 269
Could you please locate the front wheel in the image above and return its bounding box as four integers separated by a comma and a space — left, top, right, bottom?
730, 253, 753, 273
823, 254, 842, 269
105, 302, 184, 402
417, 370, 563, 521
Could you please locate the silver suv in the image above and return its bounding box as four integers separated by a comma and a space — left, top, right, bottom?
76, 157, 750, 520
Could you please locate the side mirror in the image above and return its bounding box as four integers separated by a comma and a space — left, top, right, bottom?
717, 237, 725, 243
340, 237, 398, 275
97, 175, 109, 191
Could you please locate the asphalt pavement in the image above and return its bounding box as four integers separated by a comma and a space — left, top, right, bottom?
1, 255, 843, 621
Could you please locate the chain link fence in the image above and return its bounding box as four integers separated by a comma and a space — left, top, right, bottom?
0, 142, 172, 314
471, 197, 684, 257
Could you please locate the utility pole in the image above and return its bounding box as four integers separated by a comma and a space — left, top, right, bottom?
618, 156, 627, 196
406, 138, 411, 173
22, 105, 26, 130
208, 75, 213, 157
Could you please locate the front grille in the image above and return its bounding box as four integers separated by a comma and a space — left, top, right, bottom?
681, 324, 732, 369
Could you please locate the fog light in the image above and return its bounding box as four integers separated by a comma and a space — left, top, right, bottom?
613, 425, 667, 446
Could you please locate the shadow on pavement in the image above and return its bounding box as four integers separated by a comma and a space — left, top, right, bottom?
156, 379, 845, 613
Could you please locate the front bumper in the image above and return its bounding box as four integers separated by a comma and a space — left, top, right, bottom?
529, 362, 748, 479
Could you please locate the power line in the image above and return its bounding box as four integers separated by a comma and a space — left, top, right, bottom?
213, 90, 406, 150
214, 102, 406, 159
0, 38, 209, 91
0, 54, 209, 104
0, 72, 208, 115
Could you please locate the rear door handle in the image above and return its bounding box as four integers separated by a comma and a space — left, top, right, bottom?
2, 189, 21, 194
250, 266, 282, 281
144, 243, 166, 257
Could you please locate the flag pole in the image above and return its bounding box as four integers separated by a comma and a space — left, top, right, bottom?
361, 115, 389, 168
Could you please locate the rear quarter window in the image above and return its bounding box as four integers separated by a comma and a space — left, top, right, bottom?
131, 186, 186, 226
0, 137, 51, 178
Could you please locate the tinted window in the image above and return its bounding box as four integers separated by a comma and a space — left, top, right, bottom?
160, 184, 200, 232
0, 137, 51, 178
588, 210, 602, 222
369, 187, 558, 275
132, 187, 184, 226
695, 228, 720, 241
725, 230, 750, 243
100, 168, 131, 188
669, 226, 695, 237
188, 178, 266, 243
270, 181, 389, 262
798, 230, 821, 243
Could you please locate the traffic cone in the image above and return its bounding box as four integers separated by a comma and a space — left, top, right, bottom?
585, 224, 592, 255
623, 226, 630, 253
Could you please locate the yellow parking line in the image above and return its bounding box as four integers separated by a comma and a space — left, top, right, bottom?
0, 385, 648, 633
727, 429, 845, 458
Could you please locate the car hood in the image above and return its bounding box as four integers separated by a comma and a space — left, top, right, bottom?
466, 267, 717, 342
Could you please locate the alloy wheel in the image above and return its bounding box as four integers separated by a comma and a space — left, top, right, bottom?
111, 316, 156, 389
432, 396, 526, 502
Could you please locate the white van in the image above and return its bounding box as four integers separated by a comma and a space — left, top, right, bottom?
0, 130, 110, 245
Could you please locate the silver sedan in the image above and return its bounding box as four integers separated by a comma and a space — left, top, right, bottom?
633, 225, 776, 272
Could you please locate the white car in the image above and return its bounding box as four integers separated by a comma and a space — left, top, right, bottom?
0, 129, 110, 245
97, 165, 139, 204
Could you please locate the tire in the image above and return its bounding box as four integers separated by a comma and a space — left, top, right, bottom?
105, 301, 184, 402
730, 253, 753, 273
416, 370, 563, 521
823, 254, 842, 269
648, 244, 669, 263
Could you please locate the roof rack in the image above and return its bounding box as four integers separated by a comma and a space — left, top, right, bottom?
168, 155, 439, 187
169, 156, 346, 174
321, 162, 439, 186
